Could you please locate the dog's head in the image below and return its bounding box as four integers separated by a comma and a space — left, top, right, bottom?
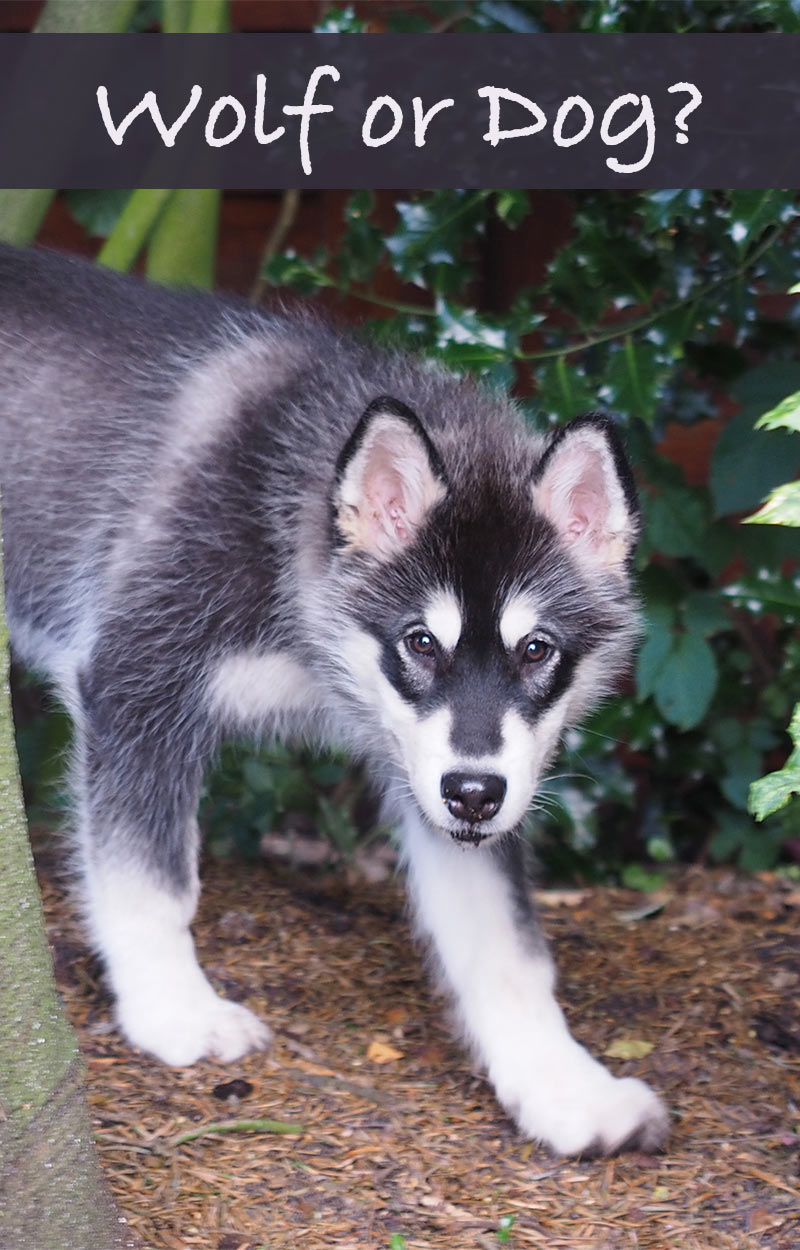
329, 395, 640, 845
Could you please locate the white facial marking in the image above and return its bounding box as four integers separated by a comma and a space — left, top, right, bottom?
340, 624, 572, 836
208, 650, 316, 727
411, 701, 569, 835
424, 587, 462, 652
500, 594, 539, 651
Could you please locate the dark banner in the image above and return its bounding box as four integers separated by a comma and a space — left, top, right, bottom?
1, 33, 798, 188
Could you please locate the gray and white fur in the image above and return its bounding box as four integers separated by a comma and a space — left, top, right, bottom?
0, 244, 668, 1156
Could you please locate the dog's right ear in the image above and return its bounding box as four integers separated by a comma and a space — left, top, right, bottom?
532, 414, 639, 573
333, 396, 448, 559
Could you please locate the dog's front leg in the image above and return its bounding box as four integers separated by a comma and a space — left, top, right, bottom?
402, 812, 668, 1156
74, 667, 271, 1067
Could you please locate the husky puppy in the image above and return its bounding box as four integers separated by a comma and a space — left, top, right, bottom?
0, 244, 668, 1156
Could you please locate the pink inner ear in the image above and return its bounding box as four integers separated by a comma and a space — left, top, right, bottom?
564, 477, 608, 545
538, 439, 623, 559
366, 463, 411, 545
336, 413, 446, 559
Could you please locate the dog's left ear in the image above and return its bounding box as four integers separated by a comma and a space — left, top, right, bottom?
532, 414, 639, 572
333, 396, 448, 559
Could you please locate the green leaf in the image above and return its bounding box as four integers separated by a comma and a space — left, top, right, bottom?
709, 810, 748, 862
314, 4, 368, 32
495, 190, 529, 228
682, 591, 730, 638
308, 758, 346, 787
720, 745, 763, 810
654, 634, 718, 730
723, 574, 800, 617
639, 189, 703, 232
644, 486, 708, 559
435, 299, 510, 352
727, 191, 787, 253
621, 864, 667, 893
711, 364, 800, 516
242, 759, 275, 795
636, 621, 674, 700
383, 191, 490, 296
749, 705, 800, 821
754, 389, 800, 434
338, 191, 383, 285
262, 249, 333, 295
536, 358, 597, 422
65, 189, 131, 239
603, 339, 659, 423
745, 481, 800, 527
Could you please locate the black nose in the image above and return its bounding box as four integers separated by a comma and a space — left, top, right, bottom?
441, 772, 507, 824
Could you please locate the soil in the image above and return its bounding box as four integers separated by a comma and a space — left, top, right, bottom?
37, 850, 800, 1250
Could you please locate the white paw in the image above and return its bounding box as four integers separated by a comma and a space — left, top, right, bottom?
117, 987, 272, 1066
495, 1048, 669, 1157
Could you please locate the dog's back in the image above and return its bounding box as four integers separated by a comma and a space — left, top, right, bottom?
0, 246, 262, 665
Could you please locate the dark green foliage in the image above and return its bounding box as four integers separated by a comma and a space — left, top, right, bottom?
200, 743, 364, 862
319, 1, 800, 34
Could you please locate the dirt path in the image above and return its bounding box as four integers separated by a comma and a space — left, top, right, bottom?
39, 854, 800, 1250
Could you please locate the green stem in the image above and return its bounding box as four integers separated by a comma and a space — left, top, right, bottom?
515, 222, 783, 364
173, 1117, 305, 1146
186, 0, 229, 32
0, 190, 58, 247
161, 0, 193, 32
96, 188, 173, 272
145, 189, 220, 288
340, 285, 436, 318
35, 0, 139, 33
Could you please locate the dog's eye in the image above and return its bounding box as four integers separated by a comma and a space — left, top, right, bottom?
407, 630, 436, 658
523, 638, 550, 664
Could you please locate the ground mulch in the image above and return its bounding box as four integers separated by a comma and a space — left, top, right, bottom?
37, 849, 800, 1250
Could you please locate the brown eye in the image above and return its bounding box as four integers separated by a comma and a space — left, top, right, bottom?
524, 638, 550, 664
408, 630, 436, 658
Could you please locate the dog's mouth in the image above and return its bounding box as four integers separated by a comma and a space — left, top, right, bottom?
449, 825, 492, 847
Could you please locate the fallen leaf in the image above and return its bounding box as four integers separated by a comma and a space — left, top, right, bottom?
534, 888, 588, 907
615, 899, 668, 923
385, 1006, 408, 1026
747, 1207, 779, 1233
604, 1038, 655, 1060
366, 1040, 404, 1064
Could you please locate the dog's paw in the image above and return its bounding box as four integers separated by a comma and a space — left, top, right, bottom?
496, 1050, 669, 1157
117, 988, 272, 1066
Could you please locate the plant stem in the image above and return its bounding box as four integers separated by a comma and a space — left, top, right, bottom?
515, 222, 784, 363
97, 189, 173, 272
173, 1117, 305, 1146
